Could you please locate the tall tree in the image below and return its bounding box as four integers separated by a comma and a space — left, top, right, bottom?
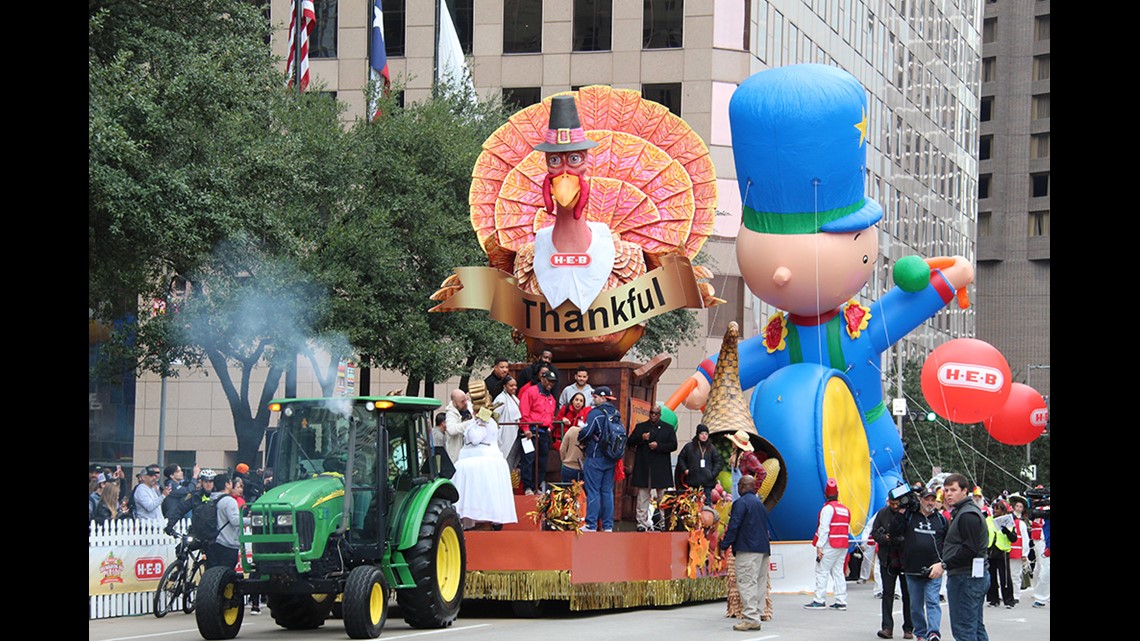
90, 0, 355, 464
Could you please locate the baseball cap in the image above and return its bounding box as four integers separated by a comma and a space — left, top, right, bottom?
541, 370, 558, 381
592, 386, 615, 399
920, 487, 937, 499
144, 466, 162, 477
235, 463, 250, 475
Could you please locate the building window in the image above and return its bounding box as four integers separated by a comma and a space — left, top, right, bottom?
982, 17, 996, 44
1035, 15, 1050, 41
1032, 94, 1050, 119
979, 174, 991, 199
979, 135, 992, 160
504, 0, 542, 54
1033, 55, 1049, 81
1031, 172, 1049, 198
384, 0, 406, 58
642, 82, 682, 116
502, 87, 542, 111
1030, 133, 1050, 159
573, 0, 612, 51
644, 0, 684, 49
310, 0, 338, 58
978, 211, 992, 236
980, 96, 993, 122
982, 57, 996, 82
446, 0, 474, 55
1028, 210, 1050, 236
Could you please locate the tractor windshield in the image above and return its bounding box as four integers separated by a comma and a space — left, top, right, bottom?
274, 399, 379, 486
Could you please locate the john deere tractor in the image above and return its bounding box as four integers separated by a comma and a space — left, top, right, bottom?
195, 396, 465, 640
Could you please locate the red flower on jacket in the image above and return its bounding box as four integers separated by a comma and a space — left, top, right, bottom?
762, 312, 788, 353
843, 300, 871, 339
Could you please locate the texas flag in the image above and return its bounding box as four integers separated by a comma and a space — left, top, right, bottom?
369, 0, 390, 119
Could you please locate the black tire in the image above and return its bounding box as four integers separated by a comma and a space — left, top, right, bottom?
154, 561, 185, 618
267, 593, 333, 630
343, 566, 390, 639
195, 567, 244, 640
183, 559, 205, 614
395, 498, 466, 628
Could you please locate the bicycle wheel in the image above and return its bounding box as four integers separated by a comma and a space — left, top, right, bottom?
154, 560, 186, 618
184, 557, 205, 614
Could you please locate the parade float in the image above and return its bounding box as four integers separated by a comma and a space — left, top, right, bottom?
428, 65, 1046, 614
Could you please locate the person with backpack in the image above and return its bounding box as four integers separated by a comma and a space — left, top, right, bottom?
205, 472, 249, 570
577, 386, 624, 532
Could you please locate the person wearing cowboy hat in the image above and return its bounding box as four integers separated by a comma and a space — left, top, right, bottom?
727, 430, 766, 501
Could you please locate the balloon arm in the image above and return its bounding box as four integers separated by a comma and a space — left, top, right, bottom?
925, 257, 972, 310
664, 378, 698, 411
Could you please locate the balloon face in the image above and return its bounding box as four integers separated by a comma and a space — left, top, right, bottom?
921, 338, 1012, 424
983, 383, 1048, 446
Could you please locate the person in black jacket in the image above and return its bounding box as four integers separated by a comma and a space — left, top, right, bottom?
870, 490, 914, 639
627, 404, 678, 532
902, 488, 949, 641
928, 474, 990, 641
674, 423, 723, 504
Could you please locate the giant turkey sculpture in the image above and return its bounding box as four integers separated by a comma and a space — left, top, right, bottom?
431, 86, 723, 361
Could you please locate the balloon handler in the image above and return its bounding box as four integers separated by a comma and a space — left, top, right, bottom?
677, 64, 974, 541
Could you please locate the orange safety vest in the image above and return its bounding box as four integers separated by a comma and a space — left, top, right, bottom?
812, 500, 851, 548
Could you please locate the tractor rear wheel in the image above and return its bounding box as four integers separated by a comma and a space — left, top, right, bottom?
195, 567, 244, 640
343, 566, 389, 639
395, 498, 465, 628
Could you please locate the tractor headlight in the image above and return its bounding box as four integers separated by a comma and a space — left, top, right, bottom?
251, 514, 265, 527
276, 514, 294, 527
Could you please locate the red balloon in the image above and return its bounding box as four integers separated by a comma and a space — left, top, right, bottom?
920, 338, 1012, 423
984, 383, 1048, 445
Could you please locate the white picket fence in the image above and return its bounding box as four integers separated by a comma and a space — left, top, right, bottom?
89, 517, 187, 620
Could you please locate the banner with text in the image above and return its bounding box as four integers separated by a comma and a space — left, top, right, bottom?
430, 253, 705, 339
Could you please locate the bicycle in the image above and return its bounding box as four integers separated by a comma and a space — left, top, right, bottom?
154, 531, 207, 617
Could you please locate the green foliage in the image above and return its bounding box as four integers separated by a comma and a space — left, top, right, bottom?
311, 83, 525, 387
630, 309, 702, 361
893, 357, 1050, 491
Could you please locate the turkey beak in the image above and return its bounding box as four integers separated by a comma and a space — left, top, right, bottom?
551, 174, 581, 211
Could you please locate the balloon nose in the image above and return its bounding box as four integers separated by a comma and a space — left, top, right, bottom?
772, 266, 792, 287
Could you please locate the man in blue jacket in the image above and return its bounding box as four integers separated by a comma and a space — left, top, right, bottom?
719, 474, 772, 632
577, 386, 620, 532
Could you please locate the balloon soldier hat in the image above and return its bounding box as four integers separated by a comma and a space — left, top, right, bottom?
728, 63, 883, 234
533, 95, 600, 152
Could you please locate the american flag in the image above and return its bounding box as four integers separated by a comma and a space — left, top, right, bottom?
369, 0, 391, 120
286, 0, 316, 91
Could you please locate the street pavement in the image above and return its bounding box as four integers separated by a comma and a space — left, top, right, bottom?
88, 580, 1048, 641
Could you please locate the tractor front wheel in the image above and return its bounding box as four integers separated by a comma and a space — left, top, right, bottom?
344, 566, 389, 639
195, 567, 244, 640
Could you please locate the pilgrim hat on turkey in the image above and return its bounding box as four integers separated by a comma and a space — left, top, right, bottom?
533, 95, 599, 152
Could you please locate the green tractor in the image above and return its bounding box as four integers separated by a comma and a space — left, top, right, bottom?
195, 396, 466, 640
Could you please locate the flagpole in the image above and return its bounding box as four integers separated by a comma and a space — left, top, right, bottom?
293, 0, 304, 91
433, 0, 441, 91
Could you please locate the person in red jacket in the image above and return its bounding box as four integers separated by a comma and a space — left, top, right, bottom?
553, 391, 591, 452
519, 369, 558, 495
805, 478, 851, 611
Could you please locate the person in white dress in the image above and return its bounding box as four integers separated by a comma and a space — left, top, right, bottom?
494, 376, 523, 470
452, 405, 518, 530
